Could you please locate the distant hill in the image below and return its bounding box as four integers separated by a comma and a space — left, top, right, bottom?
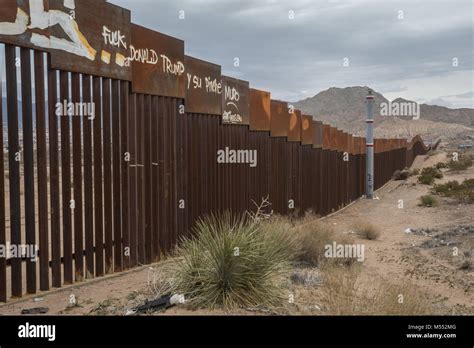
293, 86, 474, 143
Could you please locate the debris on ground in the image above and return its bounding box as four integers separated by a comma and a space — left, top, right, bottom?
290, 268, 322, 286
126, 294, 185, 315
420, 225, 473, 249
410, 228, 438, 237
21, 307, 49, 315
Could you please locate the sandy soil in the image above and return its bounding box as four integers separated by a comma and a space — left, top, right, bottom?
323, 152, 474, 315
0, 151, 472, 316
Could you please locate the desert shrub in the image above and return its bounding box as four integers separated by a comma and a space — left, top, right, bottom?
319, 264, 431, 315
432, 179, 474, 204
435, 162, 447, 169
353, 221, 380, 240
447, 155, 473, 172
432, 180, 461, 196
169, 213, 296, 309
293, 221, 356, 267
418, 167, 443, 185
410, 168, 420, 176
418, 195, 439, 207
459, 250, 472, 271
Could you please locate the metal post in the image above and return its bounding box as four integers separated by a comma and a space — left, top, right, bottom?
366, 89, 374, 199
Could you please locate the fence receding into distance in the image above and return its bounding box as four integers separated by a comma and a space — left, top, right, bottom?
0, 0, 429, 302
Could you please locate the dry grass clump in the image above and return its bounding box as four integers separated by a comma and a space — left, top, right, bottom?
319, 264, 431, 315
418, 194, 439, 207
162, 213, 297, 310
447, 155, 473, 172
292, 220, 356, 267
432, 179, 474, 204
353, 221, 380, 240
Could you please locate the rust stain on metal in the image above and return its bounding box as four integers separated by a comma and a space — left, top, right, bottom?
341, 132, 348, 153
249, 88, 271, 131
131, 24, 185, 97
270, 100, 288, 137
222, 76, 249, 125
301, 115, 313, 145
374, 139, 382, 153
313, 121, 323, 148
185, 55, 222, 115
322, 124, 331, 150
348, 134, 354, 154
288, 109, 301, 142
329, 127, 339, 151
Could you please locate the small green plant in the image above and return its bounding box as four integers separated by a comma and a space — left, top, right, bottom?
447, 155, 473, 172
418, 195, 439, 207
433, 179, 474, 204
354, 221, 380, 240
418, 167, 443, 185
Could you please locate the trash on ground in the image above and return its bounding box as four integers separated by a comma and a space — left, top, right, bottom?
21, 307, 49, 315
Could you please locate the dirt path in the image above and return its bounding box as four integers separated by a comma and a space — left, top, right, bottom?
324, 153, 473, 314
0, 152, 472, 315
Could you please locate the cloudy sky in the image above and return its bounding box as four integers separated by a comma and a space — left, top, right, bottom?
109, 0, 473, 108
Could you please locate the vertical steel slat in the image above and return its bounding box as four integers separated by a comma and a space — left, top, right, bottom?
6, 45, 22, 297
170, 98, 178, 249
120, 81, 130, 269
82, 75, 94, 279
47, 62, 61, 288
158, 99, 166, 253
112, 80, 122, 271
71, 72, 84, 281
144, 95, 153, 264
93, 76, 104, 277
174, 100, 182, 244
135, 94, 145, 263
60, 71, 73, 285
20, 48, 36, 294
323, 150, 330, 216
182, 103, 189, 237
103, 78, 113, 273
161, 97, 170, 253
151, 96, 160, 260
128, 92, 137, 267
0, 46, 6, 302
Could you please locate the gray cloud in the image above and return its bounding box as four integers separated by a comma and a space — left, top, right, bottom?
110, 0, 473, 107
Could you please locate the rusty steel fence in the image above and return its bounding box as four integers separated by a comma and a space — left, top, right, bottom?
0, 0, 429, 302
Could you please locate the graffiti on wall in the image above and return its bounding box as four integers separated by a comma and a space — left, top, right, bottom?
130, 24, 185, 98
221, 76, 249, 125
185, 55, 222, 115
0, 0, 132, 80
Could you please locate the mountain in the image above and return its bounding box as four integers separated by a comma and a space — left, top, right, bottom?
293, 86, 474, 144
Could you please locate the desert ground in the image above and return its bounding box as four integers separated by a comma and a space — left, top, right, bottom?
0, 150, 472, 316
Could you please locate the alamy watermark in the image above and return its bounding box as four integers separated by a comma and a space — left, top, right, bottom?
55, 100, 96, 120
380, 101, 420, 120
324, 242, 365, 262
217, 147, 257, 168
0, 243, 38, 261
